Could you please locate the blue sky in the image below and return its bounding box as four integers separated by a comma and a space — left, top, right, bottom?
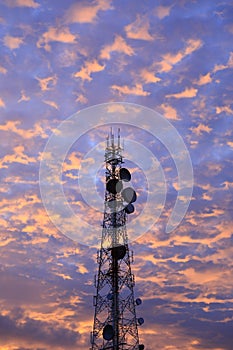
0, 0, 233, 349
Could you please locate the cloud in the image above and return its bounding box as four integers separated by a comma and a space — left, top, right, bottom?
0, 66, 7, 74
159, 103, 180, 120
75, 94, 88, 104
64, 0, 113, 23
0, 97, 5, 108
18, 90, 30, 103
155, 5, 172, 19
190, 123, 212, 136
0, 145, 37, 168
166, 87, 198, 98
160, 39, 203, 72
43, 100, 59, 110
227, 51, 233, 67
140, 68, 161, 84
195, 72, 212, 86
111, 83, 150, 96
125, 15, 154, 41
3, 35, 24, 49
0, 312, 80, 348
215, 105, 233, 115
100, 35, 134, 60
36, 75, 57, 92
37, 27, 77, 52
0, 120, 48, 139
73, 59, 105, 81
5, 0, 40, 7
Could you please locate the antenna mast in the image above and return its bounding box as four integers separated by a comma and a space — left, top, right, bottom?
90, 129, 144, 350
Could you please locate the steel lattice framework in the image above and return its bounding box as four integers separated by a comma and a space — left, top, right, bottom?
90, 129, 144, 350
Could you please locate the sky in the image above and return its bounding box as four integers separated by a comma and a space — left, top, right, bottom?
0, 0, 233, 349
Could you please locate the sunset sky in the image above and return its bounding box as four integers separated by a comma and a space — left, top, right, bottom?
0, 0, 233, 349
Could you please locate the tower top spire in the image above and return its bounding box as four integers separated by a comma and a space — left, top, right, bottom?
105, 127, 123, 162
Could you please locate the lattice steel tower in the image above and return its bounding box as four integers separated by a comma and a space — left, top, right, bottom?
90, 129, 144, 350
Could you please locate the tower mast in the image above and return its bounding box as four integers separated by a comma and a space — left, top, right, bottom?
90, 129, 144, 350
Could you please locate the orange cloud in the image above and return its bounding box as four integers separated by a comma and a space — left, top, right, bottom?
73, 59, 105, 81
0, 66, 7, 74
160, 39, 203, 72
111, 83, 150, 96
3, 35, 23, 49
75, 94, 88, 104
0, 145, 37, 168
63, 151, 82, 173
213, 63, 227, 73
166, 87, 198, 99
195, 72, 212, 85
17, 90, 30, 103
227, 51, 233, 67
125, 15, 154, 41
216, 105, 233, 115
159, 103, 180, 120
37, 26, 77, 51
43, 100, 59, 110
0, 97, 5, 108
5, 0, 40, 7
36, 75, 57, 92
190, 123, 212, 136
65, 0, 112, 23
155, 5, 172, 19
100, 35, 134, 60
140, 68, 161, 84
0, 120, 48, 139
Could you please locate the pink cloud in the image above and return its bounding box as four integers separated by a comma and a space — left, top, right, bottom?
3, 35, 24, 49
37, 27, 77, 52
5, 0, 40, 7
64, 0, 113, 24
100, 35, 134, 60
166, 87, 198, 99
125, 15, 154, 41
73, 59, 105, 81
111, 83, 150, 96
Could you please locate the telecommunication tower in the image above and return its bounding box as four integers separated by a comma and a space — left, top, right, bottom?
90, 129, 144, 350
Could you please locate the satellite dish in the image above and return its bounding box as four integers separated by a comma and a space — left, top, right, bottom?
139, 344, 145, 350
138, 317, 144, 325
135, 298, 142, 306
103, 324, 114, 340
106, 179, 123, 194
125, 203, 134, 214
107, 199, 119, 210
122, 187, 137, 203
119, 168, 131, 182
111, 245, 126, 260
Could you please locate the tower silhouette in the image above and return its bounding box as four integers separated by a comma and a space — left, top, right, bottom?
90, 129, 144, 350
